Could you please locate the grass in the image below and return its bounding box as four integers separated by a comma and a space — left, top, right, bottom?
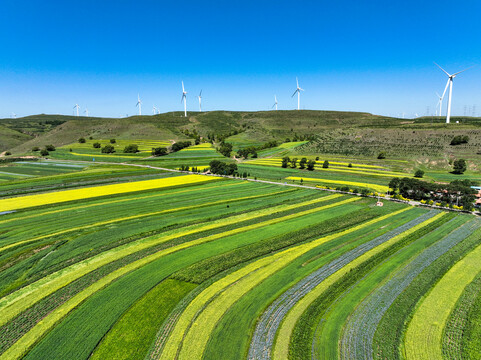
403, 240, 481, 360
90, 279, 196, 360
286, 176, 389, 193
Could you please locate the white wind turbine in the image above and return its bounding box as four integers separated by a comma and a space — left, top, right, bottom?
152, 105, 158, 115
136, 94, 142, 116
434, 62, 473, 124
435, 92, 445, 117
272, 95, 278, 110
11, 112, 16, 118
197, 90, 202, 112
84, 107, 89, 117
73, 104, 80, 116
181, 81, 187, 117
291, 77, 304, 110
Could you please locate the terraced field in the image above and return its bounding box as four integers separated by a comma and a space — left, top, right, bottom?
0, 168, 480, 360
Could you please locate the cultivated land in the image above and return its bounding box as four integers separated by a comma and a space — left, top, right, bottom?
1, 110, 481, 359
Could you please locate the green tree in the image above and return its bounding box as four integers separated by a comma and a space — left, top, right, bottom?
453, 159, 467, 174
151, 147, 168, 156
377, 151, 386, 159
45, 144, 56, 151
322, 160, 329, 168
32, 146, 40, 152
101, 145, 115, 153
123, 144, 139, 153
299, 158, 307, 169
307, 160, 316, 171
93, 142, 101, 148
40, 149, 49, 156
218, 142, 233, 157
348, 163, 353, 168
110, 139, 116, 144
414, 169, 425, 178
281, 156, 290, 168
389, 177, 400, 191
290, 158, 298, 168
78, 137, 86, 143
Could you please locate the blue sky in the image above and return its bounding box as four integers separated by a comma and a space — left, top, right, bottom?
1, 0, 480, 118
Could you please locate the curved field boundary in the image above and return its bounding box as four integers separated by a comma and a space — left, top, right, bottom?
403, 234, 481, 360
272, 211, 446, 360
159, 207, 410, 360
442, 266, 481, 359
0, 193, 342, 327
286, 176, 389, 193
0, 197, 354, 359
0, 174, 218, 213
248, 209, 437, 360
339, 217, 480, 360
0, 186, 296, 253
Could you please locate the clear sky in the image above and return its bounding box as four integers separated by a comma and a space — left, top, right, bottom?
1, 0, 480, 118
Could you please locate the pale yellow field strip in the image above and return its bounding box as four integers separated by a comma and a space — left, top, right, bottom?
0, 194, 344, 330
160, 206, 412, 360
272, 211, 446, 360
0, 186, 293, 253
286, 176, 389, 193
0, 174, 218, 212
0, 196, 354, 359
403, 241, 481, 360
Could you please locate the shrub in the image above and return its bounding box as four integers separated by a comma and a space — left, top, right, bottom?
171, 141, 191, 152
453, 159, 467, 174
218, 142, 233, 157
40, 149, 49, 156
322, 160, 329, 168
299, 158, 307, 169
414, 169, 425, 178
101, 145, 115, 153
377, 151, 386, 159
307, 160, 316, 171
123, 144, 139, 153
450, 135, 469, 145
78, 137, 86, 143
89, 136, 93, 140
32, 146, 40, 152
5, 151, 11, 156
110, 139, 116, 144
348, 163, 353, 168
45, 144, 56, 151
93, 142, 101, 148
151, 147, 168, 156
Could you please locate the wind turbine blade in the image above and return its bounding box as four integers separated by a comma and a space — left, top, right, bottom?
199, 89, 202, 97
291, 90, 298, 97
299, 88, 304, 91
434, 62, 451, 77
435, 92, 441, 98
441, 78, 450, 99
296, 77, 299, 88
452, 65, 475, 76
182, 81, 185, 92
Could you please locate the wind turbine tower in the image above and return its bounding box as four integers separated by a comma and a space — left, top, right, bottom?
197, 90, 202, 112
181, 81, 187, 117
84, 107, 89, 117
435, 92, 445, 117
272, 95, 278, 111
74, 104, 80, 117
136, 94, 142, 116
291, 77, 304, 110
152, 105, 158, 115
434, 62, 473, 124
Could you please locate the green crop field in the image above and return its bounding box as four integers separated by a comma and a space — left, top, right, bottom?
1, 110, 481, 359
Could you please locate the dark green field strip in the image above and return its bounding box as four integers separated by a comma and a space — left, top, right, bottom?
1, 164, 79, 176
0, 186, 306, 296
341, 217, 480, 360
315, 215, 470, 359
20, 198, 353, 360
373, 224, 481, 360
0, 191, 344, 350
90, 279, 196, 360
443, 267, 481, 359
288, 212, 455, 360
203, 207, 425, 360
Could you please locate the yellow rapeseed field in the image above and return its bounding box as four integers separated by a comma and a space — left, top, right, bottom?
0, 175, 218, 212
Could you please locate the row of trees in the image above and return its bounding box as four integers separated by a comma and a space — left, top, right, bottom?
209, 160, 238, 175
389, 177, 477, 210
281, 157, 316, 170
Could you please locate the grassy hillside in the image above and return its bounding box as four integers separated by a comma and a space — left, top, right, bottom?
0, 124, 33, 152
3, 111, 481, 164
